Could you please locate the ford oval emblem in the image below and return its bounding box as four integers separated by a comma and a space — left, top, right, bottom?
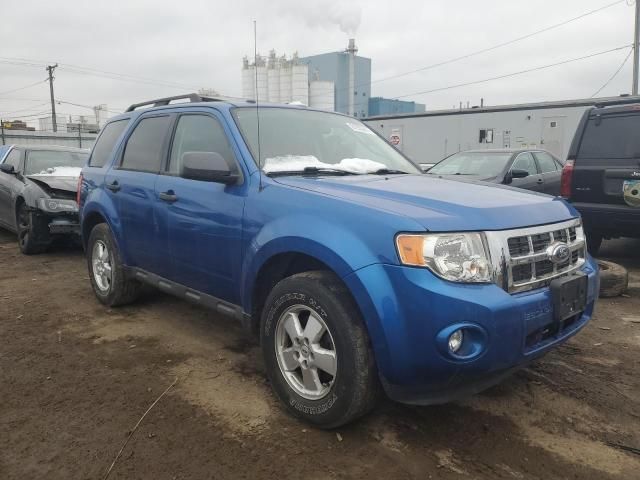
547, 242, 571, 264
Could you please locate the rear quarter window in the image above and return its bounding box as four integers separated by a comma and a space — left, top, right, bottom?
89, 119, 129, 168
578, 113, 640, 159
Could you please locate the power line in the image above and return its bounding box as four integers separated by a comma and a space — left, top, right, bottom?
592, 47, 634, 97
369, 0, 627, 89
391, 44, 632, 100
0, 102, 50, 116
0, 79, 48, 96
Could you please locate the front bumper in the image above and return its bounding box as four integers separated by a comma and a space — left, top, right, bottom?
343, 255, 599, 405
48, 216, 80, 235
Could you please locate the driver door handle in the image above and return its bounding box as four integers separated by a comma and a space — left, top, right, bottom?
159, 190, 178, 203
106, 180, 120, 192
537, 178, 544, 184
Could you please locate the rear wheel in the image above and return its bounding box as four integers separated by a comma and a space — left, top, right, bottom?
260, 271, 379, 428
87, 223, 141, 307
16, 203, 49, 255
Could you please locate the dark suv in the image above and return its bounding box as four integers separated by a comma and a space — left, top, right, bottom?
562, 103, 640, 254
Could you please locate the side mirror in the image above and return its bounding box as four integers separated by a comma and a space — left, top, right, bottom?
511, 169, 529, 179
0, 163, 16, 175
181, 152, 239, 184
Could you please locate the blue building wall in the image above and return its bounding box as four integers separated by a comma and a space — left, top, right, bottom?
299, 52, 371, 118
368, 97, 426, 117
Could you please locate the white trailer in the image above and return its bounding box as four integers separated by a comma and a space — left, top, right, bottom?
364, 96, 640, 167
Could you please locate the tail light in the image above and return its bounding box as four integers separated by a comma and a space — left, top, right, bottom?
560, 160, 574, 198
76, 173, 83, 206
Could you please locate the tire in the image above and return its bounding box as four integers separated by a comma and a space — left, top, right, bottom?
260, 270, 379, 428
16, 203, 49, 255
87, 223, 141, 307
597, 260, 628, 298
586, 231, 603, 256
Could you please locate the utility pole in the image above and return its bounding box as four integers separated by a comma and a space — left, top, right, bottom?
46, 64, 58, 132
77, 123, 82, 148
634, 1, 640, 95
1, 119, 5, 145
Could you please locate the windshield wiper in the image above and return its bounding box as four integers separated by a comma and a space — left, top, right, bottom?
371, 168, 409, 175
267, 166, 360, 177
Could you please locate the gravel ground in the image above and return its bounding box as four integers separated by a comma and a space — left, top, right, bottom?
1, 228, 639, 480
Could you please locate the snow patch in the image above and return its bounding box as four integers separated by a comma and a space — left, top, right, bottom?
263, 155, 386, 174
29, 166, 82, 178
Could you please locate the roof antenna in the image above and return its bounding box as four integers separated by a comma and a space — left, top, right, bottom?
254, 20, 264, 191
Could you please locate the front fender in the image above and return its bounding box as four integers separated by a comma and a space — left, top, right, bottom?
241, 214, 386, 313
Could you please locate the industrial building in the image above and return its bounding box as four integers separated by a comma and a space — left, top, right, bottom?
368, 97, 425, 116
364, 95, 640, 166
241, 39, 424, 118
242, 51, 336, 111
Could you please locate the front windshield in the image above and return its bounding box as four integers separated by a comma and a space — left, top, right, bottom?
25, 150, 88, 175
232, 107, 421, 175
428, 152, 512, 177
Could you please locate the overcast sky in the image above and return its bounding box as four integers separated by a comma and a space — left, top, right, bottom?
0, 0, 636, 127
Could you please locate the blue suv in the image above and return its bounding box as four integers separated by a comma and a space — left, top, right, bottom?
79, 94, 599, 428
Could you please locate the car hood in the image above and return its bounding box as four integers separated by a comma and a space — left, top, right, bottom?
26, 167, 81, 193
274, 174, 575, 231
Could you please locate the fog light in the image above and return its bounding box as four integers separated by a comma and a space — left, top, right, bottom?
448, 329, 464, 353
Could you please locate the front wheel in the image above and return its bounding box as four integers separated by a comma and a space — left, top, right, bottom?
260, 271, 379, 428
16, 203, 49, 255
87, 223, 141, 307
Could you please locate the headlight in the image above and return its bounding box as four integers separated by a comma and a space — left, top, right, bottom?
36, 198, 78, 213
396, 232, 492, 283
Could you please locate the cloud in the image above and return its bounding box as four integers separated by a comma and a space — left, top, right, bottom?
275, 0, 362, 35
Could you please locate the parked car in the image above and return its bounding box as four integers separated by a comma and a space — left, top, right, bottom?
79, 94, 598, 428
427, 149, 565, 195
562, 102, 640, 255
0, 144, 87, 254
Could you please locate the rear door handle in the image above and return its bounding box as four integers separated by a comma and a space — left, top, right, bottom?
159, 190, 178, 203
106, 181, 120, 192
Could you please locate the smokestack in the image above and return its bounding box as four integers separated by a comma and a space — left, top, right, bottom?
346, 38, 358, 117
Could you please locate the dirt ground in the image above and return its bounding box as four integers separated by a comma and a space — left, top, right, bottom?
0, 228, 639, 480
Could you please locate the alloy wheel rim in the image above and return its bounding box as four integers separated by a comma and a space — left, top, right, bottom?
92, 240, 112, 292
275, 305, 337, 400
18, 208, 30, 247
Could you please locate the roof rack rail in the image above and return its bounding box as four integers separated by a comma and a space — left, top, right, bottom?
125, 93, 226, 112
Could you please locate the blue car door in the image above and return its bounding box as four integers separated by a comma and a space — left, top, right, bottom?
104, 114, 172, 273
154, 111, 245, 304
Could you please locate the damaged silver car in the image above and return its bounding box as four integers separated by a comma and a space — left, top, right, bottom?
0, 145, 88, 254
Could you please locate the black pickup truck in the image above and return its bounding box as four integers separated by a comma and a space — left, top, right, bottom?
562, 103, 640, 255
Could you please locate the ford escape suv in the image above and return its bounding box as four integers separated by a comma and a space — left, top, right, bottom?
79, 94, 599, 428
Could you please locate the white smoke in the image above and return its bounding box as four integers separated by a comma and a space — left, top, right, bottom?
277, 0, 362, 35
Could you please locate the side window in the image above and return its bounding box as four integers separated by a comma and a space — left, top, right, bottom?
534, 152, 558, 173
3, 149, 22, 171
168, 115, 236, 175
121, 116, 171, 173
511, 152, 538, 176
89, 119, 129, 167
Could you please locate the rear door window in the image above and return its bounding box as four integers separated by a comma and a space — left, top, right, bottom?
578, 113, 640, 159
120, 116, 171, 173
533, 152, 559, 173
89, 119, 129, 168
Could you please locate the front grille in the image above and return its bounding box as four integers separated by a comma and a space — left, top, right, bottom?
503, 221, 586, 293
